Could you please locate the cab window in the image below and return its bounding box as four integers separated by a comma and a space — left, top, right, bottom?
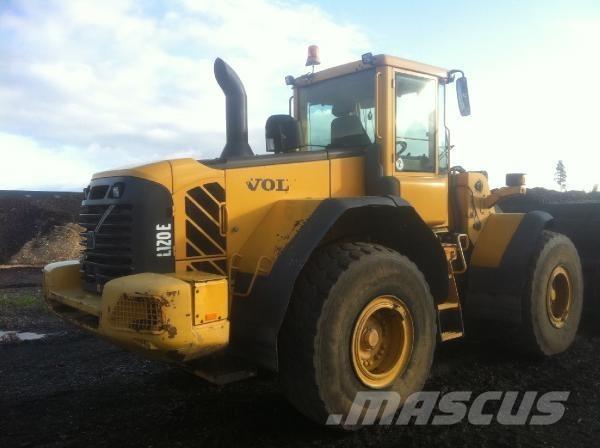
298, 69, 375, 150
395, 73, 437, 172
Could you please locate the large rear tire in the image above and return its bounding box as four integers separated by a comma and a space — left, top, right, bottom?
521, 231, 583, 355
278, 242, 436, 426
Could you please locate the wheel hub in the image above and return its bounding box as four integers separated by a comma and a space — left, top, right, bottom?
351, 295, 414, 389
363, 327, 380, 348
546, 265, 572, 329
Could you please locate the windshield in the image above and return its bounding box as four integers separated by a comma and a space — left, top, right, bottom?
298, 69, 375, 150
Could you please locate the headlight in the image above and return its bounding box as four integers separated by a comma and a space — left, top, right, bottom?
109, 182, 125, 199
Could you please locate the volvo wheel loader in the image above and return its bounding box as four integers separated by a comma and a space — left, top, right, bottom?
43, 51, 585, 425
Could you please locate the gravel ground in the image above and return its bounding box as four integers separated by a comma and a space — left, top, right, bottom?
0, 266, 44, 288
1, 268, 600, 448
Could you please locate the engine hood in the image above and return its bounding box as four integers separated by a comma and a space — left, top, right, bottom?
92, 158, 224, 194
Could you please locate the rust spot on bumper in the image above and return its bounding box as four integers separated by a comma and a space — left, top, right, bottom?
166, 325, 178, 338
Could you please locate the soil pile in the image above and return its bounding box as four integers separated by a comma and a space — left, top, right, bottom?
500, 187, 600, 212
0, 191, 82, 265
9, 223, 83, 265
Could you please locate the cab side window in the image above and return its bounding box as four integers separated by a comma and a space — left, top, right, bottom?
395, 74, 437, 172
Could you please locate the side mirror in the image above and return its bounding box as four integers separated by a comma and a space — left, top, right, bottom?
265, 115, 303, 153
456, 76, 471, 117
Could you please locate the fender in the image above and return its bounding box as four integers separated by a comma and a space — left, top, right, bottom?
466, 211, 553, 323
229, 196, 448, 370
231, 199, 322, 277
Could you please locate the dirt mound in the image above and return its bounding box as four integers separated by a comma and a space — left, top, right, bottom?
9, 223, 83, 265
0, 191, 82, 264
500, 187, 600, 212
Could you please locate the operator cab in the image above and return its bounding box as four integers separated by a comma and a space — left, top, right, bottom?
269, 52, 470, 228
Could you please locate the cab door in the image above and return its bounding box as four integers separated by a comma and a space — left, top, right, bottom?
392, 70, 449, 228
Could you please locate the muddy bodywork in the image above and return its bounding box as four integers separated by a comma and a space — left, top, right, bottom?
43, 260, 229, 363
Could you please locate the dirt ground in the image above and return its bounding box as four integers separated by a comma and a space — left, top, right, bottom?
2, 188, 600, 447
2, 268, 600, 448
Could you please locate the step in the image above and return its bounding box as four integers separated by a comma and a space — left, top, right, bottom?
187, 354, 257, 385
440, 331, 464, 342
437, 302, 460, 311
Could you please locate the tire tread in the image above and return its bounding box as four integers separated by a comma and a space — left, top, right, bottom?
279, 242, 429, 422
521, 230, 582, 355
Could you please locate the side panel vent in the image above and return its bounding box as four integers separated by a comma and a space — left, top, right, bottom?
184, 182, 227, 272
186, 259, 227, 276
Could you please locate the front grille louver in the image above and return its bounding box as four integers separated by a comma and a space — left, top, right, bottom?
79, 204, 134, 292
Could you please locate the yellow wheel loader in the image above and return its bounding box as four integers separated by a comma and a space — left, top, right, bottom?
43, 52, 584, 425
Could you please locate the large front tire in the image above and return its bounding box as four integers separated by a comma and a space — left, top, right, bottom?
278, 242, 436, 426
521, 231, 583, 355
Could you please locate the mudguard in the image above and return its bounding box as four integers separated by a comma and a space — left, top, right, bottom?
228, 196, 448, 370
466, 211, 553, 323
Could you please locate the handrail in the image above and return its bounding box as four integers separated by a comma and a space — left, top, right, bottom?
375, 71, 382, 140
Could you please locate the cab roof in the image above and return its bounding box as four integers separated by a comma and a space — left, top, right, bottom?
293, 54, 449, 86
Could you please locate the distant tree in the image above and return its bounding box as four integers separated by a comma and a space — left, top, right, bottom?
593, 184, 598, 193
554, 160, 567, 192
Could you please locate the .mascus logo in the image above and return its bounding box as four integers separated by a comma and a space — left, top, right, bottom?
246, 178, 289, 192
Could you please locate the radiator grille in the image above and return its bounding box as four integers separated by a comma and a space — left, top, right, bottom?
79, 203, 134, 292
109, 294, 165, 332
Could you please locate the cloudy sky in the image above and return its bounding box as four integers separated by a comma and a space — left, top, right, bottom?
1, 0, 599, 191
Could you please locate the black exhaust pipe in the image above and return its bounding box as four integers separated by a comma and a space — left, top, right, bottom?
214, 58, 254, 158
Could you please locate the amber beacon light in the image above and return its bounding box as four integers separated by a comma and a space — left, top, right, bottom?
305, 45, 321, 67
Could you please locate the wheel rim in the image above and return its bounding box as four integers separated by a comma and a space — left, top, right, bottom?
546, 265, 572, 329
351, 295, 414, 389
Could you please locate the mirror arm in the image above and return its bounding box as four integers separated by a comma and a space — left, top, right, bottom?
446, 69, 465, 84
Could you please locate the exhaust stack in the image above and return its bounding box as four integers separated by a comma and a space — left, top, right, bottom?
214, 58, 254, 158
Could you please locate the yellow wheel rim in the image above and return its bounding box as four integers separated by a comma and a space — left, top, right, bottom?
546, 265, 572, 329
351, 295, 414, 389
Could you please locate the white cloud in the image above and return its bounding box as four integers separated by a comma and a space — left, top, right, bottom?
2, 1, 597, 192
0, 0, 368, 190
